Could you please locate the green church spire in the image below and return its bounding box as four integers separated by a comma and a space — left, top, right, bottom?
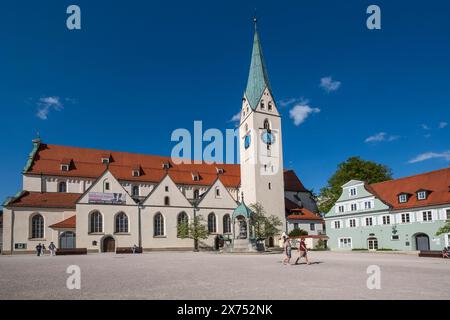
244, 18, 272, 110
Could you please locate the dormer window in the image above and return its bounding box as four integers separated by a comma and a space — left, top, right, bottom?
417, 191, 426, 200
162, 162, 171, 170
417, 190, 428, 200
192, 172, 200, 181
349, 188, 357, 197
216, 167, 224, 175
132, 165, 141, 177
398, 194, 408, 203
60, 158, 72, 171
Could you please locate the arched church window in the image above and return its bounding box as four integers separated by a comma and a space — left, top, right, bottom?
164, 196, 170, 206
31, 214, 44, 239
193, 189, 200, 199
208, 213, 217, 234
263, 119, 270, 130
260, 102, 265, 109
58, 181, 67, 193
268, 102, 273, 111
223, 214, 231, 234
154, 213, 164, 236
89, 211, 103, 233
115, 212, 129, 233
132, 185, 140, 197
177, 212, 189, 238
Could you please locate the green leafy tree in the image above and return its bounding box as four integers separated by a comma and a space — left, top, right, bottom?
178, 214, 209, 252
249, 202, 283, 241
319, 157, 392, 213
436, 222, 450, 236
288, 229, 308, 237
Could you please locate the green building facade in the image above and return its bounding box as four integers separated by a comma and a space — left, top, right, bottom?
324, 169, 450, 251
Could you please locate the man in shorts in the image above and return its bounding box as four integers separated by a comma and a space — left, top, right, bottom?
295, 238, 310, 265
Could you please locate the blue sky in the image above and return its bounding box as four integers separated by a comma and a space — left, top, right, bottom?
0, 0, 449, 204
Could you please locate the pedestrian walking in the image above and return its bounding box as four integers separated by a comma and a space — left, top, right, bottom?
282, 236, 292, 265
48, 242, 57, 256
36, 243, 42, 256
41, 244, 46, 256
295, 238, 310, 265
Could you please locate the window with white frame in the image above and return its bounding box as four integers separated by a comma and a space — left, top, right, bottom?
422, 211, 432, 221
208, 213, 217, 233
447, 209, 450, 221
61, 164, 69, 172
310, 223, 315, 231
154, 213, 164, 236
399, 194, 408, 203
382, 215, 391, 225
365, 217, 373, 226
351, 203, 357, 211
294, 223, 299, 229
132, 185, 139, 197
349, 219, 356, 228
339, 238, 352, 248
417, 191, 427, 200
349, 188, 357, 197
334, 221, 341, 229
401, 213, 410, 223
338, 205, 345, 213
115, 212, 129, 233
391, 235, 399, 240
31, 214, 44, 239
364, 201, 372, 210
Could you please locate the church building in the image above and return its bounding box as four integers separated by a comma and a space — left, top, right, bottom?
1, 21, 319, 254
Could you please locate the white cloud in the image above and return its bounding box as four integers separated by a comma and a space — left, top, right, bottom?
365, 132, 399, 143
36, 96, 63, 120
408, 151, 450, 163
438, 121, 448, 129
289, 103, 320, 126
230, 111, 241, 122
319, 76, 341, 93
421, 124, 431, 130
278, 98, 298, 107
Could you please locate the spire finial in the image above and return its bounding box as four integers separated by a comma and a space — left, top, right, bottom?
253, 9, 257, 30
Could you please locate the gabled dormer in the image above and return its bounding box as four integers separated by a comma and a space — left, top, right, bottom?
60, 158, 73, 172
191, 172, 200, 182
101, 153, 111, 165
132, 165, 141, 177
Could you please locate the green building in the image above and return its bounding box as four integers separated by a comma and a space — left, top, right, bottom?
324, 167, 450, 251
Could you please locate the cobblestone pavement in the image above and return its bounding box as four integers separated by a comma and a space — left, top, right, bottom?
1, 251, 449, 299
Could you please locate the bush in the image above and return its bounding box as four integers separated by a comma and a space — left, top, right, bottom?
288, 229, 308, 237
352, 248, 368, 251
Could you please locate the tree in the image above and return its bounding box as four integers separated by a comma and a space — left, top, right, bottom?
319, 157, 392, 213
288, 229, 308, 237
177, 214, 209, 252
249, 202, 283, 241
436, 222, 450, 236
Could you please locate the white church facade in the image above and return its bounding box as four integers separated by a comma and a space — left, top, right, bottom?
1, 22, 319, 254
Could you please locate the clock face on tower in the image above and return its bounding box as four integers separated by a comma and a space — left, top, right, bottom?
244, 134, 251, 149
261, 130, 275, 145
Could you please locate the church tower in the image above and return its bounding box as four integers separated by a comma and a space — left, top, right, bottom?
239, 19, 286, 231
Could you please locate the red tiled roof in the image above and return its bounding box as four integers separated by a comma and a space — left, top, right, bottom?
26, 144, 241, 187
287, 208, 323, 221
24, 143, 310, 192
49, 215, 76, 229
284, 170, 308, 192
369, 167, 450, 210
7, 191, 80, 209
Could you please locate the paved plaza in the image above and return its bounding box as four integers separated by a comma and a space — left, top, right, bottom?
0, 251, 449, 300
